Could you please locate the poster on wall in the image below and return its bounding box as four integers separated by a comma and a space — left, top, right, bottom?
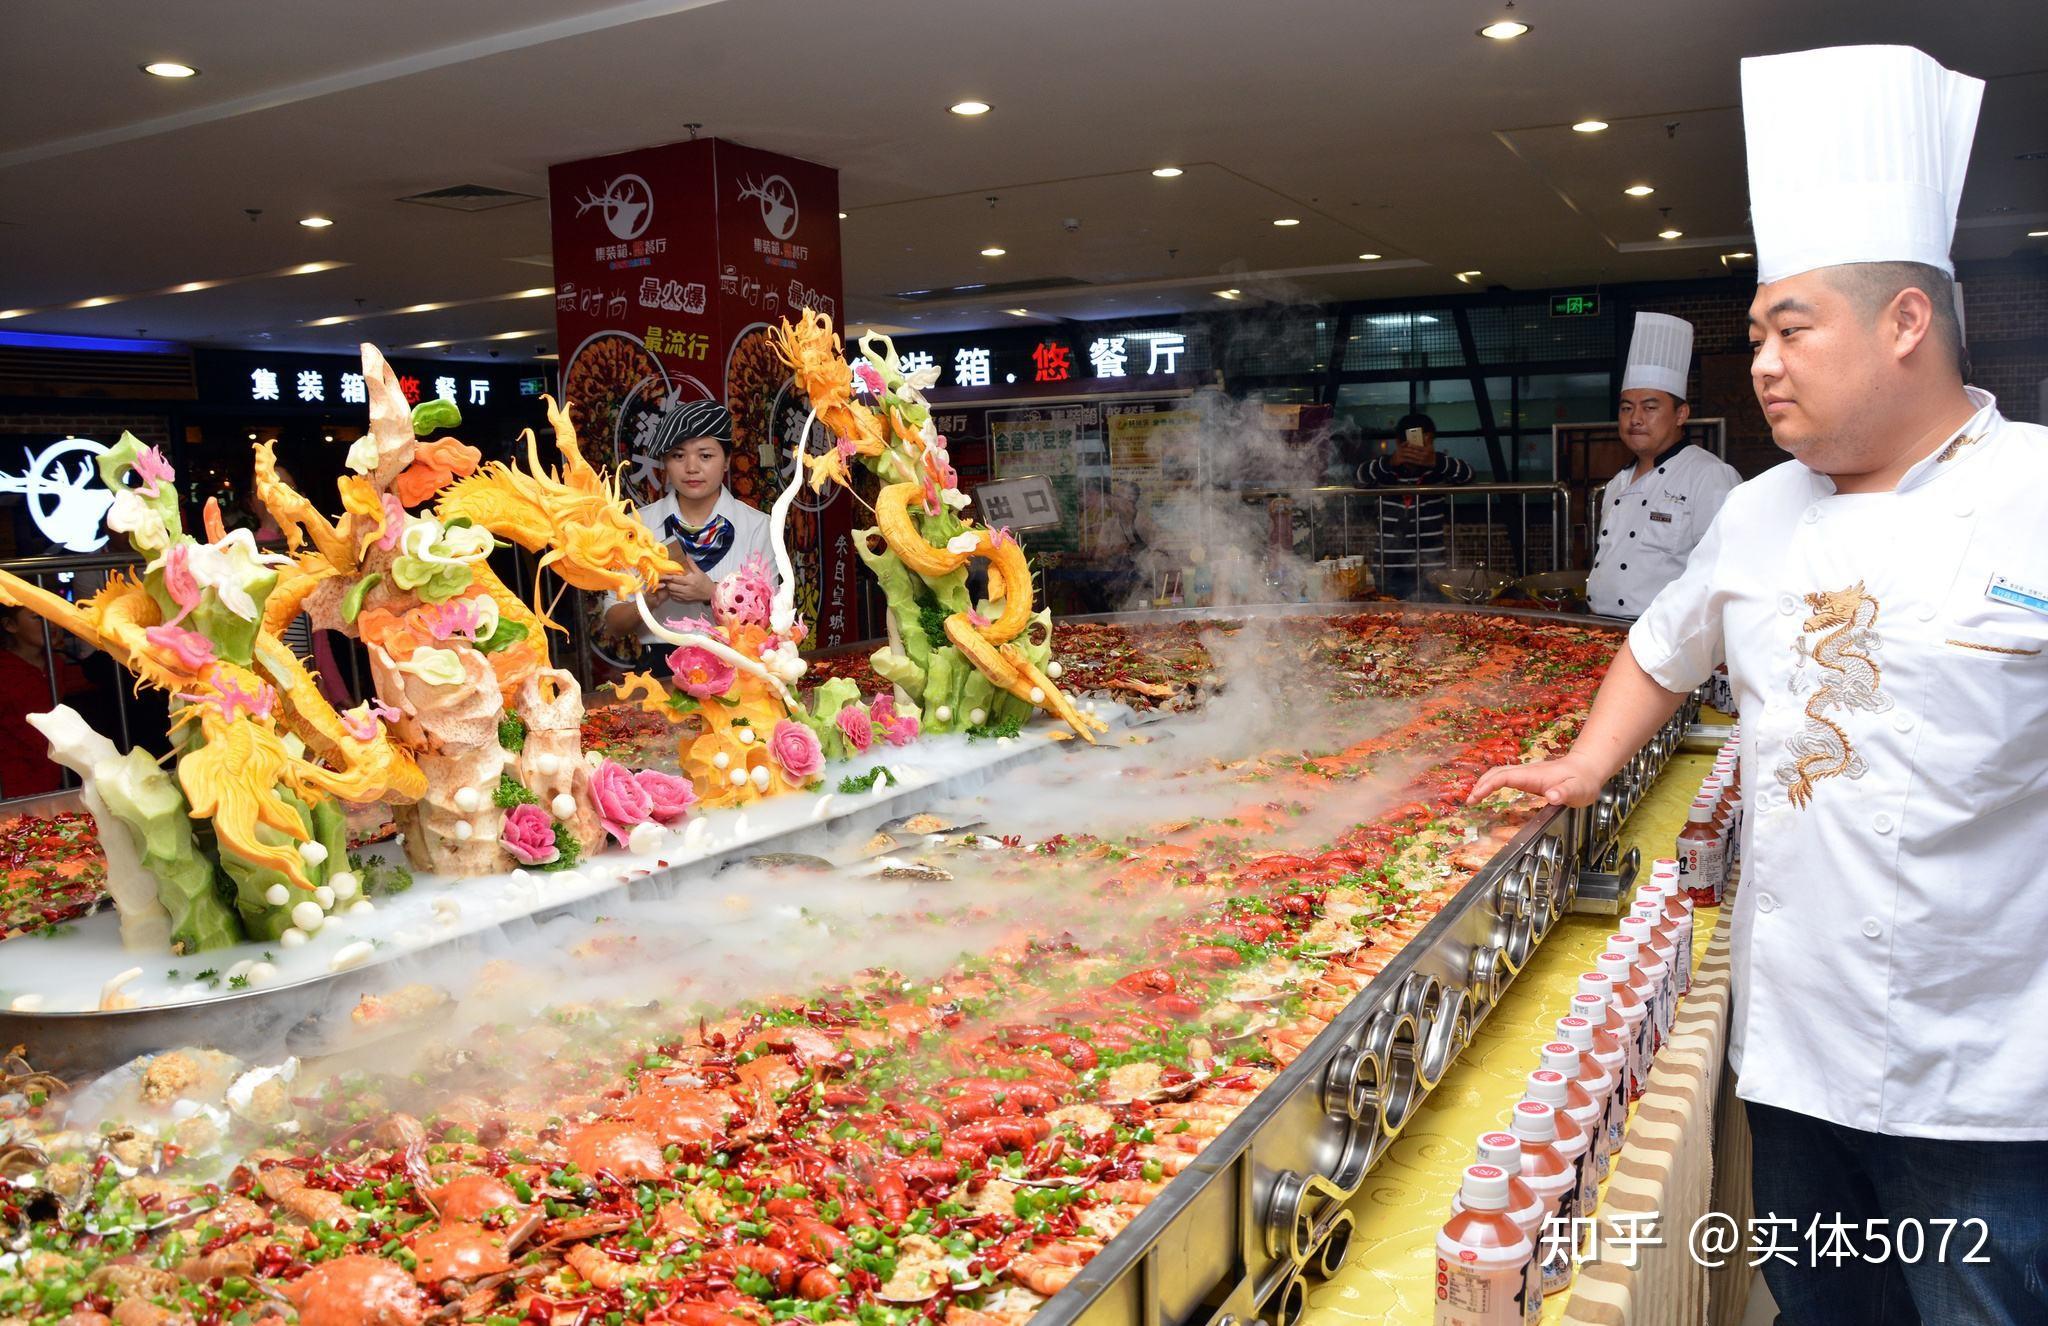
988, 405, 1092, 554
548, 136, 860, 646
1102, 404, 1205, 560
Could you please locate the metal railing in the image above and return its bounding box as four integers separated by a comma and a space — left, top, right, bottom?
1262, 482, 1574, 592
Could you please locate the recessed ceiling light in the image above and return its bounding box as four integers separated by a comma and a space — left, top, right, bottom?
513, 287, 553, 298
1215, 289, 1242, 300
980, 246, 1006, 257
298, 216, 334, 229
1572, 119, 1609, 134
1005, 308, 1030, 316
141, 61, 198, 78
1455, 270, 1482, 283
486, 329, 543, 341
1357, 253, 1383, 261
394, 301, 451, 314
288, 261, 346, 275
1658, 228, 1684, 239
838, 211, 848, 219
76, 297, 116, 308
950, 100, 991, 116
1273, 218, 1300, 227
2030, 229, 2048, 238
1477, 20, 1531, 40
408, 340, 451, 350
0, 310, 28, 320
1624, 184, 1656, 197
1151, 167, 1184, 178
307, 315, 351, 327
1725, 251, 1754, 259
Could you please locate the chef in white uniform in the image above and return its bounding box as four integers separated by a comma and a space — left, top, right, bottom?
1473, 46, 2048, 1325
1587, 313, 1741, 618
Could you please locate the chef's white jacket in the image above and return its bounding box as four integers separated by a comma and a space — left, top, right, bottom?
1629, 388, 2048, 1139
602, 488, 775, 642
1587, 444, 1742, 618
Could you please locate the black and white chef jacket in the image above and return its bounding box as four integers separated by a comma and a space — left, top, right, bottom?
1630, 388, 2048, 1138
1587, 443, 1741, 618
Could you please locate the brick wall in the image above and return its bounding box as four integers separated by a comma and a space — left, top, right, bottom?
1627, 256, 2048, 476
0, 412, 173, 448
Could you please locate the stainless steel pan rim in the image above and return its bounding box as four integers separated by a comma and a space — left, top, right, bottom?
1364, 1007, 1423, 1138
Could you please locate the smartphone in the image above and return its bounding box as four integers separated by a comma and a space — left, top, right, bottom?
1403, 427, 1426, 446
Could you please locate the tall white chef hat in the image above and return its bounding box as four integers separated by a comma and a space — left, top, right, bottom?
1741, 45, 1983, 285
1621, 313, 1693, 399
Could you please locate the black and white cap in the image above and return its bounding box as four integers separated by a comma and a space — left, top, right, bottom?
652, 399, 734, 456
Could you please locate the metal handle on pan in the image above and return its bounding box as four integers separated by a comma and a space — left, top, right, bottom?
1418, 986, 1469, 1087
1362, 1006, 1422, 1137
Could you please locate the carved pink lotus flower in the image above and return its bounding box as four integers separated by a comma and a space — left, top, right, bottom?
667, 643, 738, 699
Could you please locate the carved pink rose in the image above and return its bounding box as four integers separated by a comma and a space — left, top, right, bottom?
768, 720, 824, 783
836, 704, 874, 755
634, 768, 698, 824
852, 362, 885, 396
882, 713, 921, 746
589, 758, 654, 846
501, 802, 560, 865
667, 644, 737, 699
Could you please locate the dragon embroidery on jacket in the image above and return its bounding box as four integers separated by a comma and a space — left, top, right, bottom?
1777, 581, 1893, 808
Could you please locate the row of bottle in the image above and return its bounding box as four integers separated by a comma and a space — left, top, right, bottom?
1675, 731, 1743, 908
1435, 882, 1696, 1323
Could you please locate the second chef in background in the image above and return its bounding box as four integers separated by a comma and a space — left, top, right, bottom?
1587, 313, 1742, 618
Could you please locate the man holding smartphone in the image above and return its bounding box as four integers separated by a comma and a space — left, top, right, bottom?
1360, 413, 1474, 600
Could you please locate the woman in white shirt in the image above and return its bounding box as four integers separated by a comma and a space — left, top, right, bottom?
599, 400, 774, 664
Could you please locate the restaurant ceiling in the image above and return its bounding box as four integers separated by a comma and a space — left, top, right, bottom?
1, 0, 2043, 359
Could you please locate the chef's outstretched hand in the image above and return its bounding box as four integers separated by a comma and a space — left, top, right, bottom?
1467, 754, 1604, 808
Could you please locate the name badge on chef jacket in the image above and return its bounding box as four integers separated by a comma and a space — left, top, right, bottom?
1987, 572, 2048, 616
1649, 511, 1674, 523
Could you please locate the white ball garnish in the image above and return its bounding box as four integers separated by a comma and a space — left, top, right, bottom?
264, 884, 290, 907
737, 726, 756, 746
551, 793, 577, 820
1046, 660, 1063, 679
432, 897, 461, 923
9, 994, 44, 1012
329, 871, 359, 900
712, 751, 730, 769
1029, 687, 1045, 704
935, 706, 952, 722
247, 962, 277, 986
750, 765, 772, 790
299, 840, 328, 867
279, 927, 308, 949
347, 899, 375, 916
453, 821, 473, 841
291, 901, 324, 932
453, 786, 480, 812
534, 752, 561, 777
628, 822, 665, 855
969, 708, 987, 726
313, 885, 335, 909
729, 767, 749, 787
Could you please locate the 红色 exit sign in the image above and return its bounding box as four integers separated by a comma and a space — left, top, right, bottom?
1550, 293, 1600, 317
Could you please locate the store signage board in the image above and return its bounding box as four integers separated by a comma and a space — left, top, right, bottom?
1550, 293, 1601, 317
973, 475, 1061, 531
547, 136, 860, 646
893, 328, 1191, 392
194, 351, 526, 418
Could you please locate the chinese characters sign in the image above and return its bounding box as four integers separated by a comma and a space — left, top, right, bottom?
548, 136, 859, 646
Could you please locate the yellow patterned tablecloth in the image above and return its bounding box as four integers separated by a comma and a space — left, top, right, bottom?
1304, 752, 1738, 1326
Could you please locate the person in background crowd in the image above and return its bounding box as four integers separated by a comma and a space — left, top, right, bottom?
1473, 45, 2048, 1325
1587, 313, 1742, 618
600, 400, 774, 668
1359, 413, 1474, 600
0, 603, 91, 798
